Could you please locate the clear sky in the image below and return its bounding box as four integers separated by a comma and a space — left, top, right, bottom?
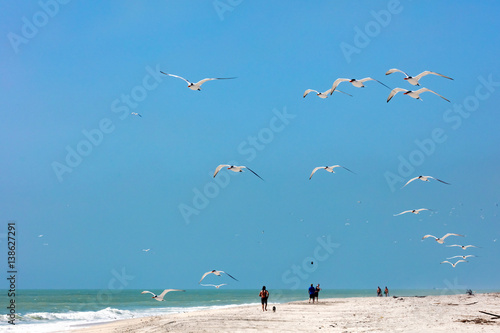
1, 1, 499, 292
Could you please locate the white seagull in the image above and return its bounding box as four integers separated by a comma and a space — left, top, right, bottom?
387, 87, 450, 103
303, 88, 351, 99
142, 249, 150, 252
440, 260, 468, 268
385, 68, 453, 86
199, 270, 238, 284
141, 289, 185, 301
402, 175, 450, 188
309, 165, 355, 180
201, 284, 227, 289
160, 71, 236, 91
131, 112, 142, 117
447, 255, 476, 260
330, 77, 391, 93
393, 208, 431, 216
213, 164, 263, 180
422, 233, 464, 244
446, 244, 479, 250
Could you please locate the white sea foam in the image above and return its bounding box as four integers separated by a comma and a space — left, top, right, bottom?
0, 303, 259, 332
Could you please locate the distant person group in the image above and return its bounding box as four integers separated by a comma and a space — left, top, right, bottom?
377, 286, 389, 297
308, 284, 321, 303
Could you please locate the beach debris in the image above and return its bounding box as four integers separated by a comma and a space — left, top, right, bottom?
479, 311, 500, 319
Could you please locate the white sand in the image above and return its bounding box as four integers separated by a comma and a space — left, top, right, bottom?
75, 293, 500, 332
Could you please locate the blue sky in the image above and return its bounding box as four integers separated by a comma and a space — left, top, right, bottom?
1, 1, 499, 292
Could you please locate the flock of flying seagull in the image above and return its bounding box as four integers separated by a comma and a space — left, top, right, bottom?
138, 67, 472, 302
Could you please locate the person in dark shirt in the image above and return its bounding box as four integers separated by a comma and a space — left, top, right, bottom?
308, 284, 316, 303
259, 286, 269, 311
315, 284, 321, 303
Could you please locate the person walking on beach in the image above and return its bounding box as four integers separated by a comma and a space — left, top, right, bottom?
315, 284, 321, 303
384, 286, 389, 297
259, 286, 269, 311
377, 286, 382, 297
308, 284, 316, 303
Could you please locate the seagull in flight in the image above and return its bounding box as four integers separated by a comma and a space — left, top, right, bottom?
329, 77, 391, 93
446, 244, 479, 250
440, 260, 468, 268
213, 164, 263, 180
142, 249, 150, 252
422, 233, 464, 244
141, 289, 185, 301
303, 88, 351, 99
402, 175, 450, 188
385, 69, 453, 86
447, 255, 476, 260
387, 87, 450, 103
393, 208, 431, 216
199, 270, 238, 284
160, 71, 236, 91
309, 165, 355, 180
131, 112, 142, 117
201, 284, 227, 289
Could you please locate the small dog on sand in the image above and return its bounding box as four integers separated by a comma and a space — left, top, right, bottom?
272, 306, 276, 312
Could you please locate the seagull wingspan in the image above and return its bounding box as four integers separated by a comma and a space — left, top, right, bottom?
330, 78, 350, 94
414, 71, 453, 81
303, 89, 319, 98
428, 176, 450, 185
160, 72, 191, 84
415, 88, 450, 102
195, 77, 236, 87
340, 165, 356, 174
158, 289, 185, 298
422, 234, 437, 240
359, 77, 391, 90
141, 291, 157, 297
401, 176, 419, 188
385, 68, 410, 77
387, 88, 408, 103
309, 167, 325, 180
441, 233, 464, 240
244, 166, 264, 181
221, 271, 239, 281
199, 271, 213, 284
213, 164, 231, 178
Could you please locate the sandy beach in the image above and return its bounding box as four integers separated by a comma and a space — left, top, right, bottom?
74, 293, 500, 332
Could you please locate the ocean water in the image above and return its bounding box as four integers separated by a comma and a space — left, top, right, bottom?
0, 288, 495, 332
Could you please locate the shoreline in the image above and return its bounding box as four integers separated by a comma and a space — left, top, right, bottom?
73, 293, 500, 332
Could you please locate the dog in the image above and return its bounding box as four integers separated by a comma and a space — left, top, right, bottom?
272, 306, 276, 312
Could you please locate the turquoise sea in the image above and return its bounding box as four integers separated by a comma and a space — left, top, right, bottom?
1, 288, 497, 332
